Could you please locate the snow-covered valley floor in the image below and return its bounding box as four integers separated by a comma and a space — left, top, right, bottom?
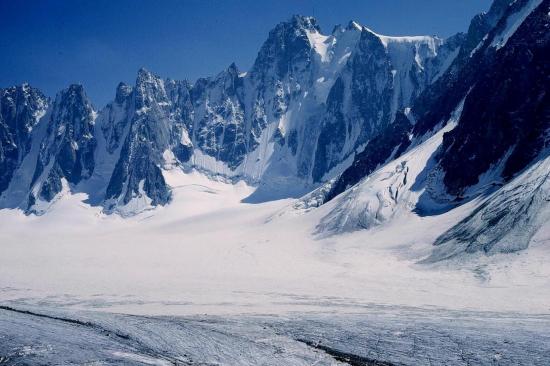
1, 169, 549, 364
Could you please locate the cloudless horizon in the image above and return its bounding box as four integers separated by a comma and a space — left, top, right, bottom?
1, 0, 493, 107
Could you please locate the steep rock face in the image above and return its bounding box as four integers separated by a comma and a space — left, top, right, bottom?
310, 0, 549, 260
191, 64, 247, 168
417, 0, 550, 259
0, 13, 495, 215
239, 15, 327, 183
104, 134, 171, 214
247, 14, 318, 124
102, 82, 134, 155
311, 29, 392, 182
310, 28, 460, 183
323, 0, 546, 208
251, 15, 318, 84
436, 0, 549, 197
167, 79, 195, 164
103, 69, 188, 213
0, 84, 48, 195
411, 0, 521, 137
307, 27, 465, 203
27, 84, 96, 213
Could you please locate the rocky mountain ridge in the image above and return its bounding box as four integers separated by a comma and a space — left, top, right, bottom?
0, 15, 460, 214
302, 0, 549, 260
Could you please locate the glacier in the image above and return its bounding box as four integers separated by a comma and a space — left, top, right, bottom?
1, 0, 549, 364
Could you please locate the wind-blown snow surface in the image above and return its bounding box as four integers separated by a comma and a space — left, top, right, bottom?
1, 168, 549, 316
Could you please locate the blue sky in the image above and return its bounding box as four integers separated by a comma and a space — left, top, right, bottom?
1, 0, 492, 107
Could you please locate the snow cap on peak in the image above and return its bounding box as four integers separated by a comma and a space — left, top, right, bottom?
331, 21, 362, 35
135, 67, 164, 88
359, 26, 385, 44
361, 26, 378, 36
347, 20, 363, 31
289, 14, 320, 32
252, 14, 322, 77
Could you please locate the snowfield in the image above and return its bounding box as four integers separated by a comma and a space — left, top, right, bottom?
1, 165, 550, 365
2, 1, 549, 363
1, 168, 549, 317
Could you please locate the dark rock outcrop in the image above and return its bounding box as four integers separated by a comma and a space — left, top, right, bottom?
27, 85, 96, 212
0, 84, 48, 195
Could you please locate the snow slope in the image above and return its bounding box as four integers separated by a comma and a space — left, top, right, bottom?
315, 118, 459, 235
430, 152, 550, 261
1, 166, 549, 316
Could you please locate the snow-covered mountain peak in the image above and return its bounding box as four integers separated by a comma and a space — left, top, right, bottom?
51, 85, 96, 136
310, 20, 363, 68
250, 15, 321, 80
115, 82, 133, 104
136, 66, 153, 79
4, 3, 537, 222
56, 84, 89, 106
22, 84, 97, 214
133, 68, 170, 112
135, 67, 167, 95
1, 83, 48, 116
288, 14, 320, 32
359, 26, 441, 51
